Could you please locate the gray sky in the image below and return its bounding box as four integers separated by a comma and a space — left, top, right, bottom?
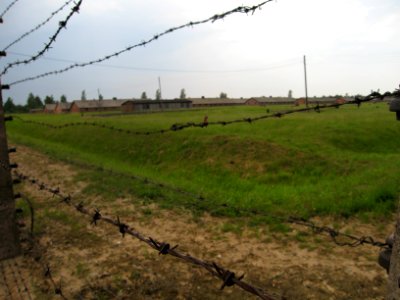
1, 0, 399, 104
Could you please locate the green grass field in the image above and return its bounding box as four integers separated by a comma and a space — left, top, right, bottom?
7, 103, 400, 223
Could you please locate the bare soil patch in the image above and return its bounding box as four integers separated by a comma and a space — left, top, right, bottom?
11, 144, 393, 299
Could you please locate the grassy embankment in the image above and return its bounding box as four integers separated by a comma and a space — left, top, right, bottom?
7, 103, 400, 224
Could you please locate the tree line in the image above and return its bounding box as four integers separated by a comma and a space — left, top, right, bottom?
3, 93, 67, 113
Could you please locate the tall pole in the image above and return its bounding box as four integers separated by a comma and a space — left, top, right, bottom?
158, 76, 162, 100
303, 55, 309, 107
0, 78, 21, 260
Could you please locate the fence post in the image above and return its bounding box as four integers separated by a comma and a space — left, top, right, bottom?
0, 78, 20, 260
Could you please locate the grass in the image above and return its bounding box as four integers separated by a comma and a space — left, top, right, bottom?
7, 103, 400, 222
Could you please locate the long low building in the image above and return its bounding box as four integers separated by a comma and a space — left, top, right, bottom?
121, 99, 192, 113
70, 99, 126, 113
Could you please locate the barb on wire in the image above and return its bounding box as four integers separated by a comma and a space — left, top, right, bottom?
287, 217, 389, 248
9, 90, 399, 136
0, 0, 21, 20
44, 265, 65, 298
0, 0, 83, 76
15, 170, 280, 300
2, 0, 75, 52
7, 0, 274, 86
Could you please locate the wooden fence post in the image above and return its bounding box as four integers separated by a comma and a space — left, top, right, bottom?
0, 79, 20, 260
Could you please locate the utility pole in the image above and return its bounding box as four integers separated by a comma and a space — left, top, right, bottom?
303, 55, 309, 107
158, 76, 162, 100
0, 78, 21, 260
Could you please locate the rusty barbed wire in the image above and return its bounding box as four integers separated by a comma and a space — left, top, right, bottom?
5, 134, 391, 251
0, 0, 21, 20
14, 170, 281, 300
14, 165, 390, 250
2, 0, 75, 52
7, 0, 274, 86
9, 90, 399, 136
26, 238, 68, 300
0, 0, 82, 76
27, 156, 389, 249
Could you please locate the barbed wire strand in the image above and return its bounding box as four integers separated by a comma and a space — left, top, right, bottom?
2, 0, 75, 52
9, 90, 399, 136
6, 0, 274, 86
21, 155, 391, 249
0, 0, 21, 20
4, 156, 390, 249
0, 0, 82, 76
14, 170, 281, 300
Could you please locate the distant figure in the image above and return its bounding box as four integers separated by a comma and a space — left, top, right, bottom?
203, 115, 208, 127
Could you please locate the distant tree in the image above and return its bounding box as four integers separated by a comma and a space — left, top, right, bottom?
99, 93, 104, 100
219, 92, 227, 99
15, 105, 28, 113
155, 89, 161, 100
4, 97, 16, 113
112, 97, 117, 100
81, 90, 87, 101
60, 94, 67, 103
141, 92, 147, 100
179, 88, 186, 99
26, 93, 43, 109
44, 95, 55, 104
34, 96, 43, 108
288, 90, 293, 98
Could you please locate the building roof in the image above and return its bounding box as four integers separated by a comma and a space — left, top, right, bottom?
189, 98, 246, 105
72, 99, 127, 109
121, 99, 192, 105
44, 104, 56, 111
56, 102, 72, 110
249, 97, 294, 103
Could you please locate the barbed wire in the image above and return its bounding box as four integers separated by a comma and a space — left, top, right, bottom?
14, 170, 282, 300
26, 236, 68, 299
6, 0, 274, 86
287, 217, 389, 248
4, 156, 391, 250
0, 0, 21, 20
2, 0, 75, 52
9, 90, 399, 136
23, 156, 392, 249
0, 0, 82, 76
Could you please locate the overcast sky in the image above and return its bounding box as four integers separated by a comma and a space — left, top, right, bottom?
1, 0, 399, 104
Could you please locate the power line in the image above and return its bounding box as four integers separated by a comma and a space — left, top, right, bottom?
7, 51, 300, 73
0, 0, 21, 20
6, 0, 275, 86
2, 0, 75, 52
0, 0, 83, 76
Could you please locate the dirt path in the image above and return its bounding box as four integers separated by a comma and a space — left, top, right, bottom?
10, 144, 393, 299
